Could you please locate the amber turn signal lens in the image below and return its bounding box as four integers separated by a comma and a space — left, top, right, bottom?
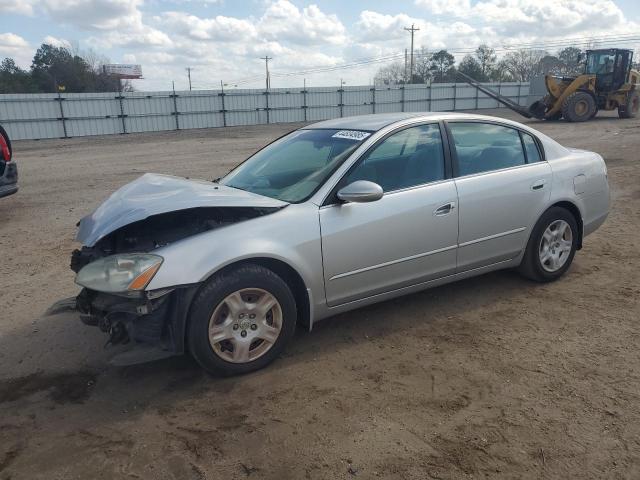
128, 263, 162, 290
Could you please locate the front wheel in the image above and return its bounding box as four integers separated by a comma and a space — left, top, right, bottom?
519, 207, 579, 282
562, 91, 596, 122
187, 264, 297, 376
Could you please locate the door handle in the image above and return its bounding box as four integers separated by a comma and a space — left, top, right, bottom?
434, 202, 456, 216
531, 180, 546, 191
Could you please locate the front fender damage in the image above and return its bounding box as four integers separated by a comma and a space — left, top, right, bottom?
75, 285, 200, 366
70, 204, 283, 366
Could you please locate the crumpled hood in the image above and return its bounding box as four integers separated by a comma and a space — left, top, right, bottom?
76, 173, 287, 246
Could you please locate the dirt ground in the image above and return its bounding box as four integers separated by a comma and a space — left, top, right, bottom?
0, 108, 639, 479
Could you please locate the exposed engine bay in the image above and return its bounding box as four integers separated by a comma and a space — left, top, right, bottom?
71, 206, 278, 273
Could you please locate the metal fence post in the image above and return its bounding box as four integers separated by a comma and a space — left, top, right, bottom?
475, 83, 479, 110
264, 89, 270, 124
517, 82, 522, 106
452, 83, 457, 111
302, 87, 307, 122
117, 92, 127, 134
427, 83, 432, 112
171, 82, 179, 130
401, 85, 405, 112
220, 82, 227, 127
56, 91, 68, 138
371, 87, 376, 114
339, 86, 343, 117
497, 82, 502, 109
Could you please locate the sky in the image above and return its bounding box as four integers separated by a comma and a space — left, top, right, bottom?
1, 0, 639, 91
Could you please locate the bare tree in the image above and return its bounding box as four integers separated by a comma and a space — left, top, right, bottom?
502, 49, 548, 81
374, 61, 407, 86
490, 60, 516, 82
413, 47, 431, 84
475, 44, 497, 79
557, 47, 584, 76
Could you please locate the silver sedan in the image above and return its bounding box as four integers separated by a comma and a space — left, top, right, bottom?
70, 112, 610, 375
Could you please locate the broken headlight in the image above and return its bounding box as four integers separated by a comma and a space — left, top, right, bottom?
75, 254, 163, 293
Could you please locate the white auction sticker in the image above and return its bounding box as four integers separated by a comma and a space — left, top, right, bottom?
331, 130, 371, 141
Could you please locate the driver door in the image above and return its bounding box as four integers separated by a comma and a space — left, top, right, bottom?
319, 123, 459, 307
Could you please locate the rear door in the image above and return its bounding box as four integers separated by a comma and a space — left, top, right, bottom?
446, 121, 552, 271
320, 123, 459, 306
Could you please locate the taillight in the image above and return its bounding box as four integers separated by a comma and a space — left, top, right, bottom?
0, 134, 9, 162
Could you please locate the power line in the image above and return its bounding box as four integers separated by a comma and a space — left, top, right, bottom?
266, 34, 640, 80
211, 33, 640, 86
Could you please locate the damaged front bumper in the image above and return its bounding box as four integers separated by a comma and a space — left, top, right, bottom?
75, 284, 200, 365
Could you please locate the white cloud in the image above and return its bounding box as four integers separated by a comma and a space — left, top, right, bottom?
160, 12, 257, 41
0, 0, 36, 15
0, 33, 32, 66
0, 33, 29, 50
356, 11, 422, 42
42, 35, 71, 48
414, 0, 471, 16
416, 0, 637, 39
258, 1, 347, 46
39, 0, 144, 30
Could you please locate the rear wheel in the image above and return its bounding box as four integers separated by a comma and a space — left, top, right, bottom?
188, 264, 297, 376
618, 91, 639, 119
562, 91, 596, 122
519, 207, 578, 282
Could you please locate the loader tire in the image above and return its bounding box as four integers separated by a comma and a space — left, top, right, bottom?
562, 91, 596, 122
618, 91, 639, 119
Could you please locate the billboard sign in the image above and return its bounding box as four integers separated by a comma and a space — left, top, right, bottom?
103, 64, 143, 79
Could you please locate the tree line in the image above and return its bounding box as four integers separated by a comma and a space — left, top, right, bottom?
0, 43, 130, 94
374, 45, 592, 85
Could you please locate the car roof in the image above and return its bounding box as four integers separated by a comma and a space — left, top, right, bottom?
305, 111, 510, 132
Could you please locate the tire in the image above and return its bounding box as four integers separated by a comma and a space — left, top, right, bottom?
561, 91, 596, 122
518, 207, 579, 283
187, 263, 297, 376
618, 90, 639, 119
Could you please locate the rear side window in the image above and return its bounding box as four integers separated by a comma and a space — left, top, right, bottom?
449, 122, 526, 176
521, 132, 542, 162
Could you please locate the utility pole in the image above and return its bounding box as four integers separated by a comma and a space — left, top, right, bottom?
185, 67, 193, 91
261, 56, 272, 89
404, 23, 420, 84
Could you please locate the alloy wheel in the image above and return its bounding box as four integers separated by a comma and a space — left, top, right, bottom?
539, 220, 573, 273
208, 288, 283, 363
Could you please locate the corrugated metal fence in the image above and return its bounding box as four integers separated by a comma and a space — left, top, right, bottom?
0, 82, 529, 140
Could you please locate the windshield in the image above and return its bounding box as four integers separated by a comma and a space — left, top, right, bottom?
586, 51, 616, 75
220, 128, 371, 202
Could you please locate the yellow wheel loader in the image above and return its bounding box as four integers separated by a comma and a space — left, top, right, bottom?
459, 48, 639, 122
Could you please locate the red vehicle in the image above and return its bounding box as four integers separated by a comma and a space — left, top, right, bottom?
0, 125, 17, 198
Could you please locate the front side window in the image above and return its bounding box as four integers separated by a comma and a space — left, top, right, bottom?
344, 123, 445, 192
449, 122, 526, 176
221, 129, 371, 202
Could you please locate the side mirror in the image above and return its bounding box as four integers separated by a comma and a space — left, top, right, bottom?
337, 180, 384, 203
